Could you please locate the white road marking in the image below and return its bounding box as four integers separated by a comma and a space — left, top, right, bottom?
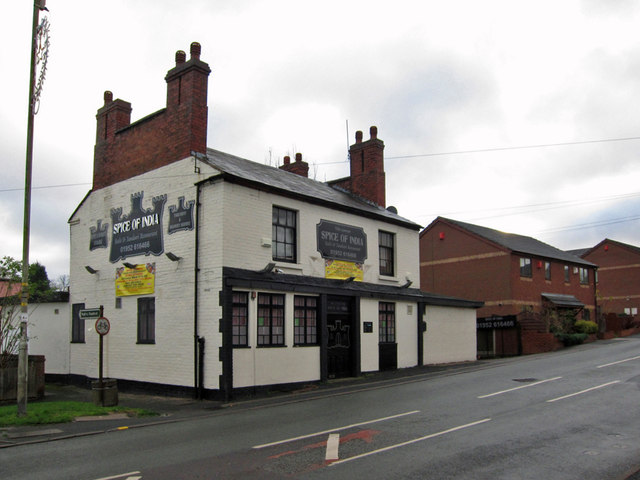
478, 376, 563, 398
93, 473, 141, 480
597, 355, 640, 368
252, 410, 420, 449
546, 381, 621, 403
328, 418, 491, 466
325, 433, 340, 460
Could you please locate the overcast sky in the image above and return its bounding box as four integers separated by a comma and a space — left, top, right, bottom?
1, 0, 640, 282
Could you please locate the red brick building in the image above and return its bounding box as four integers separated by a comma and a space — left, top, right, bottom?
419, 217, 598, 357
576, 239, 640, 329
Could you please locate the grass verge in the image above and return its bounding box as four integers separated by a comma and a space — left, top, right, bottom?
0, 401, 156, 427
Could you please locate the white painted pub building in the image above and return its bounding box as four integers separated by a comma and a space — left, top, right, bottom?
68, 43, 481, 399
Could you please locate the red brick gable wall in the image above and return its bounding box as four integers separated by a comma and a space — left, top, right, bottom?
93, 43, 210, 190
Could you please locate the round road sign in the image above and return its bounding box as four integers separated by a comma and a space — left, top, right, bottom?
95, 317, 110, 336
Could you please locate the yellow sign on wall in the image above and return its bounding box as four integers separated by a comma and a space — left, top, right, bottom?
325, 259, 363, 281
115, 263, 156, 297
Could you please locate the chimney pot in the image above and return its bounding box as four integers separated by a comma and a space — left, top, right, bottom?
370, 126, 377, 139
175, 50, 186, 65
295, 152, 302, 162
190, 42, 201, 60
355, 130, 363, 143
104, 91, 113, 104
283, 155, 290, 165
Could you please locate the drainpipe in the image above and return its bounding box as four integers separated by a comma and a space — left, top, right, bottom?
193, 182, 201, 398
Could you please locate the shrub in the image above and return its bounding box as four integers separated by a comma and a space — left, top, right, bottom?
556, 333, 588, 346
574, 320, 598, 335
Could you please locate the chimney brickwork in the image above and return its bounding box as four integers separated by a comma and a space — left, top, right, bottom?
330, 126, 386, 207
279, 152, 309, 177
93, 42, 211, 190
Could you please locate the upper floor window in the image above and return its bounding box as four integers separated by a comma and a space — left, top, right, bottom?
544, 262, 551, 280
519, 257, 532, 278
257, 293, 285, 346
232, 292, 249, 347
379, 231, 395, 276
272, 206, 297, 263
293, 295, 318, 346
579, 267, 589, 285
564, 265, 570, 283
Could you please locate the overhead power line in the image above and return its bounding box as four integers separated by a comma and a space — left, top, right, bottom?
386, 135, 640, 160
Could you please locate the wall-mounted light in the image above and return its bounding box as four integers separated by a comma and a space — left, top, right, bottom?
85, 266, 98, 274
123, 262, 137, 269
259, 262, 276, 273
165, 251, 181, 262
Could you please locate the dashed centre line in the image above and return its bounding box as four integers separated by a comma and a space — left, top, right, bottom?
253, 410, 420, 449
478, 376, 563, 398
329, 418, 491, 466
546, 381, 621, 403
597, 355, 640, 368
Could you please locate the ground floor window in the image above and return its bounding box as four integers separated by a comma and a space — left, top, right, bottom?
258, 293, 285, 346
137, 297, 155, 344
232, 292, 249, 346
379, 302, 396, 343
71, 303, 85, 343
294, 295, 318, 345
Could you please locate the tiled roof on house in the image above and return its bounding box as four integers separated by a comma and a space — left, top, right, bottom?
202, 148, 420, 230
436, 217, 596, 267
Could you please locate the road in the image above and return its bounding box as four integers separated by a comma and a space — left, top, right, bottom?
2, 336, 640, 479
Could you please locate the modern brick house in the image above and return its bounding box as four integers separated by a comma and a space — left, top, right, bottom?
68, 43, 481, 399
419, 217, 597, 357
575, 239, 640, 329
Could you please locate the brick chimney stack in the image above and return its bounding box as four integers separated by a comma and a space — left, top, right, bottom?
279, 152, 309, 177
346, 126, 386, 207
93, 42, 211, 190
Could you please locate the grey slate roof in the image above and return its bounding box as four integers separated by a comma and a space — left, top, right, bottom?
541, 293, 584, 308
439, 217, 596, 267
201, 148, 420, 230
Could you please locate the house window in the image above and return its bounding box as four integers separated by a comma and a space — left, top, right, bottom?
272, 206, 297, 263
579, 268, 589, 285
379, 302, 396, 343
564, 265, 570, 283
544, 262, 551, 280
71, 303, 85, 343
232, 292, 249, 347
257, 293, 285, 346
294, 296, 318, 345
137, 297, 155, 344
379, 231, 395, 276
519, 258, 532, 277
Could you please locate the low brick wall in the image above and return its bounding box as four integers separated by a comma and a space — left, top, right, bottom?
521, 332, 563, 355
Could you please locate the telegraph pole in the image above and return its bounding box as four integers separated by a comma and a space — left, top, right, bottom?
18, 0, 50, 417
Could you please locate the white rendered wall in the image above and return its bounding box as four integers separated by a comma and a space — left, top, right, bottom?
423, 306, 477, 365
28, 302, 70, 375
69, 158, 221, 389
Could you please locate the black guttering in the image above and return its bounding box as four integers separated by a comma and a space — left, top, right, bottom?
223, 267, 483, 308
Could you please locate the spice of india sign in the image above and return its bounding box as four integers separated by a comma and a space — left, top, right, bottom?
316, 220, 367, 263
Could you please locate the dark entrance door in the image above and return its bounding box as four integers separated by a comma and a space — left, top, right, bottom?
327, 296, 353, 379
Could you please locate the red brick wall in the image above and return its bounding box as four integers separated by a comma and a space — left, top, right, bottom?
344, 127, 386, 207
93, 43, 211, 190
583, 241, 640, 317
419, 218, 597, 319
521, 331, 563, 355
